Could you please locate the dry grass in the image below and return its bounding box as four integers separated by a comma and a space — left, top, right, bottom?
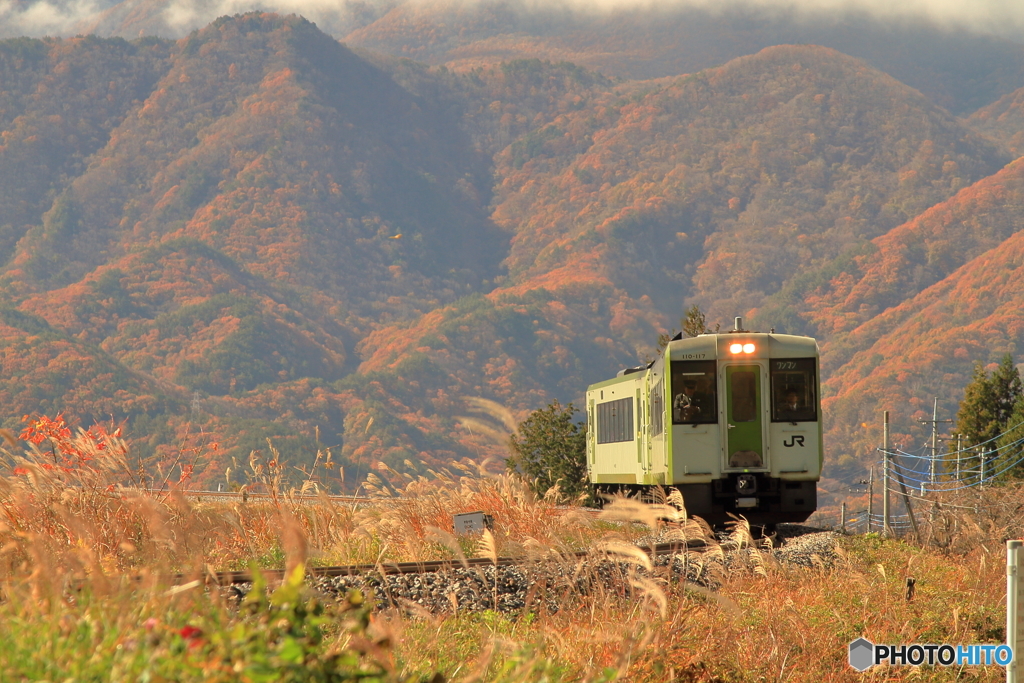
0, 424, 1019, 681
0, 425, 614, 581
889, 484, 1024, 555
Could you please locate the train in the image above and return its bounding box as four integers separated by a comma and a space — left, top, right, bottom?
585, 317, 822, 526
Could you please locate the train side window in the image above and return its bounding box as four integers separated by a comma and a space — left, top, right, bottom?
597, 397, 634, 443
671, 360, 717, 425
770, 358, 818, 423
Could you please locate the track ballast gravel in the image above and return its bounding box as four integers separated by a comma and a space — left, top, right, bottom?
281, 526, 842, 615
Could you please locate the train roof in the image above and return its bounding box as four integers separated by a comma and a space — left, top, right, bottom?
666, 331, 819, 357
587, 331, 819, 392
588, 368, 648, 391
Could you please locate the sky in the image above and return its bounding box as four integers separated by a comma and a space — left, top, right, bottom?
2, 0, 1024, 43
0, 0, 105, 36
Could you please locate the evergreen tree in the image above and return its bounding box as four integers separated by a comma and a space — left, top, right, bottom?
991, 354, 1023, 423
682, 303, 709, 338
657, 304, 718, 350
995, 395, 1024, 480
956, 362, 999, 449
953, 354, 1023, 481
956, 355, 1021, 446
507, 400, 589, 503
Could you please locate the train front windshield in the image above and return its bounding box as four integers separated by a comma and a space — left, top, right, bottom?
770, 358, 817, 423
671, 360, 718, 425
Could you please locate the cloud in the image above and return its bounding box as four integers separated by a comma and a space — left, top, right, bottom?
2, 0, 1024, 43
0, 0, 390, 38
438, 0, 1024, 36
658, 0, 1024, 36
160, 0, 387, 33
0, 0, 105, 37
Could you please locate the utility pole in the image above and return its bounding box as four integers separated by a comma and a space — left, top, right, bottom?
955, 433, 962, 482
883, 411, 892, 537
919, 397, 953, 484
841, 501, 847, 533
930, 398, 938, 484
981, 446, 988, 488
890, 457, 921, 541
867, 466, 874, 533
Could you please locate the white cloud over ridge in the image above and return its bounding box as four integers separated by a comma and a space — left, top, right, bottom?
535, 0, 1024, 34
1, 0, 1024, 44
0, 0, 103, 37
171, 0, 1024, 38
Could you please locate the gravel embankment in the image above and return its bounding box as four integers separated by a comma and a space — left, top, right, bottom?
295, 526, 841, 615
771, 529, 841, 568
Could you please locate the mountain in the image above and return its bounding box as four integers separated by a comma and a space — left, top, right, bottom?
8, 0, 1021, 115
801, 158, 1024, 366
0, 14, 507, 483
343, 2, 1024, 114
968, 86, 1024, 156
323, 44, 1011, 479
1, 12, 1024, 489
820, 223, 1024, 479
0, 35, 171, 261
8, 16, 502, 301
485, 45, 1005, 327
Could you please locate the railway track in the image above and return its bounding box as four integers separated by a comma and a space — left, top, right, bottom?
153, 489, 369, 504
198, 528, 840, 615
192, 524, 831, 587
203, 539, 711, 586
108, 525, 835, 618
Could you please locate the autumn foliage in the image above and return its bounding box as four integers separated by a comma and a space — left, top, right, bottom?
1, 13, 1024, 492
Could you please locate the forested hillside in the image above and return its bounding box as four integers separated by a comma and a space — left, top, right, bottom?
0, 15, 509, 482
969, 87, 1024, 156
4, 10, 1024, 489
55, 0, 1024, 115
485, 45, 1005, 328
343, 2, 1024, 115
819, 224, 1024, 480
0, 36, 171, 259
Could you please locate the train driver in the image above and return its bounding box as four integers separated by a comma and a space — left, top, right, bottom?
778, 389, 803, 421
672, 382, 698, 422
674, 380, 714, 423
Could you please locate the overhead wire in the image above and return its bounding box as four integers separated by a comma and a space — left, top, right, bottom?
879, 485, 983, 510
844, 409, 1024, 531
878, 447, 1024, 490
871, 422, 1024, 491
888, 424, 1024, 461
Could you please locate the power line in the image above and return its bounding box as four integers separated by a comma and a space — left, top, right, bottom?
855, 405, 1024, 535
872, 438, 1024, 492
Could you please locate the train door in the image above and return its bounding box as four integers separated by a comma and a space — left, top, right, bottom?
642, 379, 655, 475
587, 398, 596, 471
637, 388, 649, 474
723, 363, 768, 470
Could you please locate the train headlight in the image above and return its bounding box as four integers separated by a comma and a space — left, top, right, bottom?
743, 343, 755, 353
729, 343, 743, 354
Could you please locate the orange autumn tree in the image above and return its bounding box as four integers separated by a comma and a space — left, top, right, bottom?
13, 413, 151, 489
19, 413, 125, 471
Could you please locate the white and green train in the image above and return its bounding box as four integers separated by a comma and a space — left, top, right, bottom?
586, 318, 821, 525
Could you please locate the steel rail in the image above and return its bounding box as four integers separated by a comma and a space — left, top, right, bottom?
145, 489, 370, 503
199, 539, 712, 586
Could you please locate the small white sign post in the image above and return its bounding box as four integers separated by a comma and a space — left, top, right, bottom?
1009, 540, 1024, 683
